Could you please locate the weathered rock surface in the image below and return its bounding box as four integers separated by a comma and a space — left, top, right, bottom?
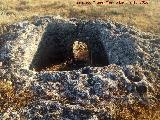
0, 16, 159, 119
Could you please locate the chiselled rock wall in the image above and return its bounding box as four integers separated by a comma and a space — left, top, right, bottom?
0, 16, 159, 119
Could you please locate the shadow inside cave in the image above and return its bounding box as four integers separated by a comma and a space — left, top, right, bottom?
29, 21, 109, 71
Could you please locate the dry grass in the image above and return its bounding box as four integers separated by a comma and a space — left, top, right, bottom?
0, 0, 160, 35
0, 0, 160, 119
0, 81, 33, 113
116, 102, 160, 120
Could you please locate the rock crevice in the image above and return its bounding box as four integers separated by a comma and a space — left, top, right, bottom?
0, 16, 159, 120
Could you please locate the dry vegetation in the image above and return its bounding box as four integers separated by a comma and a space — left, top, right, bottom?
0, 81, 33, 113
0, 0, 160, 35
0, 0, 160, 119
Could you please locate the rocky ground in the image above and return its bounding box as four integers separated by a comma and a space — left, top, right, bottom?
0, 16, 160, 120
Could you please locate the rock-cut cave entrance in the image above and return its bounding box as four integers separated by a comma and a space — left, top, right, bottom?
29, 23, 109, 72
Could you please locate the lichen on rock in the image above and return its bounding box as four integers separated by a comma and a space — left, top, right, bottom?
0, 16, 159, 119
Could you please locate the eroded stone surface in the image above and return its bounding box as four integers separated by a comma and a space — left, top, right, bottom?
0, 16, 159, 119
